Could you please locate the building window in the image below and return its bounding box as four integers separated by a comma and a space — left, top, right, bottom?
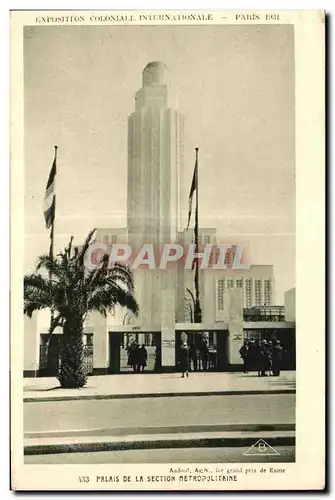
245, 279, 252, 308
236, 279, 243, 288
84, 333, 94, 346
217, 279, 225, 311
264, 279, 271, 306
227, 279, 234, 288
255, 280, 262, 306
111, 234, 117, 245
204, 234, 211, 245
103, 235, 109, 246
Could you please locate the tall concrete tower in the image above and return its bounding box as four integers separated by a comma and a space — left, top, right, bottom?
127, 62, 184, 326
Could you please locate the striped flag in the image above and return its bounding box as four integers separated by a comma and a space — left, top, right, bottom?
186, 157, 197, 230
43, 152, 57, 230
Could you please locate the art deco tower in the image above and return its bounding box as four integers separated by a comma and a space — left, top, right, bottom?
127, 61, 183, 251
127, 62, 184, 326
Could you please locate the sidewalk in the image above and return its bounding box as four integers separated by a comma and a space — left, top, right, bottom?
24, 371, 296, 402
24, 429, 295, 456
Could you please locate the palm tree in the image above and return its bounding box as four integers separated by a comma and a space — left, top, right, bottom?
24, 229, 138, 388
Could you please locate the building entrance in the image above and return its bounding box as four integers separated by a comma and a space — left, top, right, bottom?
109, 332, 161, 373
243, 328, 295, 370
175, 330, 229, 372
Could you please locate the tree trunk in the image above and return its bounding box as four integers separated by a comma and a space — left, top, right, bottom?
58, 316, 87, 388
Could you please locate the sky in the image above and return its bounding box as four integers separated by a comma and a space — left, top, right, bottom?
24, 24, 295, 303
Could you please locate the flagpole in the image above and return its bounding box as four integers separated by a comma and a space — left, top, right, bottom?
194, 147, 202, 323
49, 145, 58, 326
49, 145, 57, 260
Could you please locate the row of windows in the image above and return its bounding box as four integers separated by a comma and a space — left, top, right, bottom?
217, 278, 272, 311
218, 278, 269, 287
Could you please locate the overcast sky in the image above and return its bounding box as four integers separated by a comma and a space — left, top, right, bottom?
24, 24, 295, 303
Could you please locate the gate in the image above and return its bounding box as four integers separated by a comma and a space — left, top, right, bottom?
175, 330, 229, 372
109, 332, 161, 373
82, 345, 94, 374
39, 333, 94, 376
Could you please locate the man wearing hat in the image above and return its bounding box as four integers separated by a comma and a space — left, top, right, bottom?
180, 342, 189, 378
259, 339, 272, 377
271, 339, 284, 376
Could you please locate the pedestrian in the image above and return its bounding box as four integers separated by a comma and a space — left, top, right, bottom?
252, 340, 262, 376
138, 344, 148, 372
130, 341, 139, 372
271, 340, 284, 376
199, 338, 209, 371
239, 340, 250, 373
189, 343, 198, 371
259, 339, 271, 376
127, 341, 134, 369
180, 342, 189, 378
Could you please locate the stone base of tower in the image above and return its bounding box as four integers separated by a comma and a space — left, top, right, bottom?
225, 288, 244, 366
160, 289, 176, 369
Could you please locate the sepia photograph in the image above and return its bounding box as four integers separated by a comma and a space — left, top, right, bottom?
10, 10, 325, 491
23, 21, 296, 465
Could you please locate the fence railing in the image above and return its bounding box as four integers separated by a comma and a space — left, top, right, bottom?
39, 341, 94, 375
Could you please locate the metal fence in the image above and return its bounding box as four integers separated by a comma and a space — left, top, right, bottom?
83, 345, 94, 374
39, 338, 94, 375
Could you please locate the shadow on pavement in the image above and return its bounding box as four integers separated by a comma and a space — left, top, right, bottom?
24, 386, 61, 392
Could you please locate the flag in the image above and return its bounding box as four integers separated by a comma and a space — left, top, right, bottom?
186, 157, 197, 230
194, 206, 199, 297
44, 153, 57, 230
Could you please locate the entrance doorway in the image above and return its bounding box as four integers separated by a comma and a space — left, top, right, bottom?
109, 332, 161, 373
175, 330, 229, 372
243, 329, 296, 370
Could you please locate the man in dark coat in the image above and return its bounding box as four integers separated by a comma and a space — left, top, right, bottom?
271, 340, 284, 376
259, 339, 272, 376
180, 342, 189, 378
138, 344, 148, 372
127, 341, 139, 372
199, 338, 209, 371
239, 340, 250, 373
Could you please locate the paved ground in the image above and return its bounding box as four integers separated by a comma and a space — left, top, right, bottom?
24, 392, 295, 460
25, 446, 295, 464
24, 394, 295, 433
24, 371, 296, 402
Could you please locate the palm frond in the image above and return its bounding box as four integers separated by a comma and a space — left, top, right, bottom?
108, 262, 135, 290
77, 228, 97, 267
87, 280, 138, 316
66, 236, 74, 258
24, 273, 52, 293
36, 254, 56, 273
42, 313, 64, 344
24, 230, 139, 322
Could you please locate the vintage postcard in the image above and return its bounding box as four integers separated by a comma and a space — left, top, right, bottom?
11, 10, 325, 491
